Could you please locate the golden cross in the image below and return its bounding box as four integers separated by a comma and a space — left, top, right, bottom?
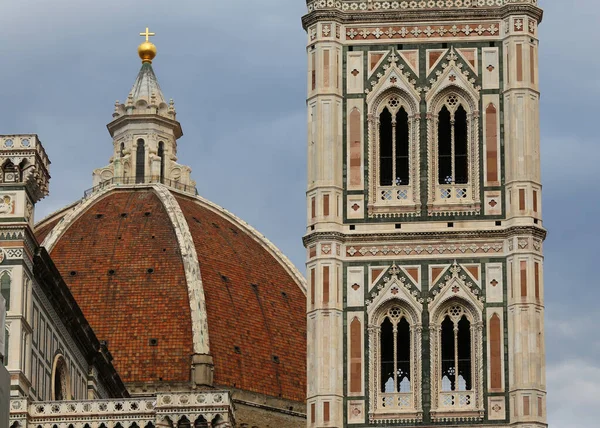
139, 27, 156, 42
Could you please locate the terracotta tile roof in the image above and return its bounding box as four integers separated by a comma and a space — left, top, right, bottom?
35, 188, 307, 402
176, 195, 307, 402
46, 190, 193, 383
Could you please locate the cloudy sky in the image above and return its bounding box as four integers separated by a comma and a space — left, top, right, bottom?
0, 0, 597, 425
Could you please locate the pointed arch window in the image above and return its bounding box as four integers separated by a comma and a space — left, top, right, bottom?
428, 91, 480, 212
438, 99, 468, 185
379, 106, 409, 187
369, 301, 422, 419
136, 139, 145, 183
441, 312, 471, 392
368, 91, 421, 216
430, 300, 484, 417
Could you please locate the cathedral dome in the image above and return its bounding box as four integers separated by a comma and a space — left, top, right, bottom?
35, 185, 307, 402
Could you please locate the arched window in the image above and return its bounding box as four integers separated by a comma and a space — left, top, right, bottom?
136, 139, 145, 183
158, 141, 165, 183
52, 355, 70, 401
369, 90, 421, 216
441, 312, 471, 392
1, 160, 18, 183
379, 105, 410, 187
120, 142, 125, 158
427, 89, 481, 212
177, 417, 191, 428
437, 99, 468, 185
430, 299, 483, 415
1, 272, 10, 311
380, 312, 410, 393
369, 300, 422, 418
195, 416, 209, 428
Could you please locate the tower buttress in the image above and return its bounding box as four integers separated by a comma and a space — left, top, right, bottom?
305, 19, 346, 428
503, 12, 547, 428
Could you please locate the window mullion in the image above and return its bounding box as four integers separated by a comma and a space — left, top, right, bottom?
392, 119, 397, 187
450, 113, 456, 185
377, 119, 381, 186
393, 324, 398, 393
454, 322, 459, 392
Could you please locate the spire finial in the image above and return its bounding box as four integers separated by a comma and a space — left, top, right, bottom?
138, 27, 157, 64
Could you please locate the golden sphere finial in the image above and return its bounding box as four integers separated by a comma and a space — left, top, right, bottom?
138, 27, 157, 64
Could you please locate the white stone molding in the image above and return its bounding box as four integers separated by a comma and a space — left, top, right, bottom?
366, 54, 422, 218
152, 185, 210, 355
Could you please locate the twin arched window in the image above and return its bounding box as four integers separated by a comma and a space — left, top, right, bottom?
371, 89, 476, 212
370, 298, 480, 418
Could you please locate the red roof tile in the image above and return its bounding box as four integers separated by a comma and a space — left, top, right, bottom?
35, 188, 307, 402
46, 190, 193, 383
176, 195, 306, 402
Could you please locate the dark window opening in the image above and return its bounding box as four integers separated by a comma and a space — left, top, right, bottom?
158, 141, 165, 183
441, 314, 472, 392
438, 106, 452, 184
454, 106, 469, 184
120, 142, 125, 158
380, 317, 394, 392
379, 108, 393, 186
380, 311, 411, 393
441, 316, 456, 391
396, 317, 411, 392
136, 139, 145, 183
395, 107, 410, 185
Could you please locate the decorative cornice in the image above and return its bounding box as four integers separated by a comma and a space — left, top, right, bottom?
302, 3, 543, 30
303, 225, 546, 246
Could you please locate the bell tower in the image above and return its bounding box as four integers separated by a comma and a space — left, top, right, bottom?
302, 1, 546, 427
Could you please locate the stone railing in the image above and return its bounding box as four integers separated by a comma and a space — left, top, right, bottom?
439, 391, 475, 410
306, 0, 538, 13
83, 176, 198, 199
10, 391, 234, 427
